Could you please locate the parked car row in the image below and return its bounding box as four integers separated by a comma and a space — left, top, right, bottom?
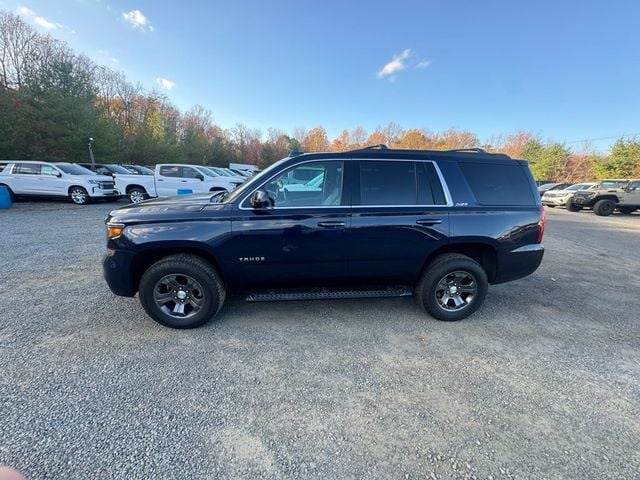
0, 161, 249, 205
541, 179, 640, 216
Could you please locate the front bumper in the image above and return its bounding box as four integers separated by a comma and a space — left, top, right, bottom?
493, 244, 545, 284
542, 196, 570, 206
571, 195, 596, 207
90, 188, 121, 198
103, 249, 137, 297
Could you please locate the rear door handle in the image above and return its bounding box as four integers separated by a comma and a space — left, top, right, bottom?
416, 219, 443, 226
318, 221, 345, 228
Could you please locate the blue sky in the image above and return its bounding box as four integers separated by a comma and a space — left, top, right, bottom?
2, 0, 639, 150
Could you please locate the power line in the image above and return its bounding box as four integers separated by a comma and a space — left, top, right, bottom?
564, 132, 640, 144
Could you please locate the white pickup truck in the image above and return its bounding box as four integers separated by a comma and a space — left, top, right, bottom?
80, 163, 244, 203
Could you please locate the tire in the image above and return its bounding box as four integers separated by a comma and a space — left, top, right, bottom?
128, 187, 147, 204
566, 201, 581, 212
618, 207, 636, 215
0, 184, 15, 202
416, 253, 488, 321
69, 186, 89, 205
593, 199, 615, 216
139, 254, 226, 329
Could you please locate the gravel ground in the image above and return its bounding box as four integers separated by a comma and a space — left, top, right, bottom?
0, 200, 639, 480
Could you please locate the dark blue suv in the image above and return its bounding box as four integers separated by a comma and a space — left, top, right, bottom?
103, 146, 545, 328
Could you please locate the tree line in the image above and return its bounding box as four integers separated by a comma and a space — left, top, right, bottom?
1, 10, 638, 181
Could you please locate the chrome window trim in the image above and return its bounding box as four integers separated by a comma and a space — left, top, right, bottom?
238, 157, 453, 211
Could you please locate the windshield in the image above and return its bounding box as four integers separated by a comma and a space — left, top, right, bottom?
124, 165, 154, 175
107, 164, 134, 174
196, 167, 219, 177
564, 183, 591, 191
212, 167, 234, 177
600, 180, 628, 189
219, 158, 289, 203
54, 163, 93, 175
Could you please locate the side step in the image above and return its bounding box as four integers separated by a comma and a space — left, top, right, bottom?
246, 286, 413, 302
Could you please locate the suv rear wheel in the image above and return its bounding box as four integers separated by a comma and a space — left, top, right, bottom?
593, 199, 615, 216
139, 254, 226, 329
416, 253, 488, 321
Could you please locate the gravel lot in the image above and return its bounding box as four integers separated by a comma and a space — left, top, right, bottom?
1, 200, 639, 480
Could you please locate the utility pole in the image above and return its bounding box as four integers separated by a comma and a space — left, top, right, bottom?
88, 137, 95, 165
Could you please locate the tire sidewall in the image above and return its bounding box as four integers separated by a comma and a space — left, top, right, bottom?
420, 257, 488, 321
69, 187, 89, 205
594, 199, 614, 216
139, 262, 221, 329
129, 188, 146, 204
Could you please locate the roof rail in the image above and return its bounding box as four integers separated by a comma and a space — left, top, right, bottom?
361, 144, 388, 150
289, 148, 303, 157
446, 148, 487, 153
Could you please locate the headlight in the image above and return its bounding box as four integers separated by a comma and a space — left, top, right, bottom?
107, 223, 124, 239
89, 180, 101, 185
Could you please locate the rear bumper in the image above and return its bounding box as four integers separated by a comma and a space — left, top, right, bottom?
103, 249, 137, 297
493, 244, 544, 284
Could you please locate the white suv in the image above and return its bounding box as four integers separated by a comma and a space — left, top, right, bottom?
0, 161, 119, 204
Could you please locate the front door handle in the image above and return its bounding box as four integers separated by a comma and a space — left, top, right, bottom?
318, 221, 345, 228
416, 219, 443, 226
180, 180, 188, 183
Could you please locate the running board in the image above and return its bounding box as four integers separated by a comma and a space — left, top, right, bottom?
245, 286, 413, 302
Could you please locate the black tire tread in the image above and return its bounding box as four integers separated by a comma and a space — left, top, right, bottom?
416, 253, 488, 322
139, 253, 226, 328
593, 199, 615, 216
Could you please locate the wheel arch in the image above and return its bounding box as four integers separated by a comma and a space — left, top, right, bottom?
594, 195, 620, 203
126, 184, 148, 194
131, 245, 226, 293
422, 241, 498, 283
68, 184, 88, 194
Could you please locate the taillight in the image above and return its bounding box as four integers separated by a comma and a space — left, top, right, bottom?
537, 206, 546, 243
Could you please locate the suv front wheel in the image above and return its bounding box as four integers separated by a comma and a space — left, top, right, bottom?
416, 253, 488, 321
593, 199, 615, 216
139, 254, 226, 329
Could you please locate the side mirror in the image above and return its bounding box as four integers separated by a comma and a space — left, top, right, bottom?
55, 171, 62, 177
250, 189, 270, 209
196, 174, 204, 181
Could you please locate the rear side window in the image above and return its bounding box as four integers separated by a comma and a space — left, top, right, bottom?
360, 161, 415, 205
160, 166, 180, 177
13, 163, 41, 175
459, 162, 535, 206
359, 160, 448, 206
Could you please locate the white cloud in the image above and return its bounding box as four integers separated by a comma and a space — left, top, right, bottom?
122, 9, 153, 32
417, 59, 432, 69
377, 49, 411, 80
16, 6, 35, 16
34, 16, 61, 29
156, 77, 175, 90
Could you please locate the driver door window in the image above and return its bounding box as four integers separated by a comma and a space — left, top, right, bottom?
261, 161, 344, 208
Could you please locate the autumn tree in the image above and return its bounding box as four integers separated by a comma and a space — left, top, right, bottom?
397, 129, 430, 150
302, 126, 329, 152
